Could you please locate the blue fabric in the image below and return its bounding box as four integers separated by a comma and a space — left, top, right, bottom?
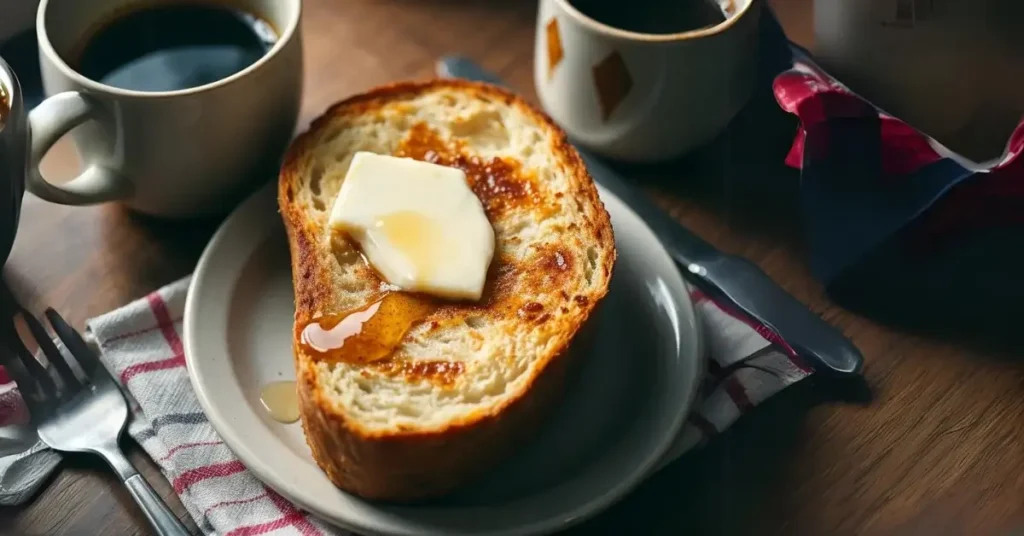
800, 116, 975, 283
773, 40, 982, 285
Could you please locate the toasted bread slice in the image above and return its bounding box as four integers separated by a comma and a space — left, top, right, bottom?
278, 80, 615, 501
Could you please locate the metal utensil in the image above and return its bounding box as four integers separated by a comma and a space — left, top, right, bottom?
0, 298, 190, 536
0, 424, 38, 458
436, 56, 864, 377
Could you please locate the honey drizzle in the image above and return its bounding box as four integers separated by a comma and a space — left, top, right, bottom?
300, 292, 436, 365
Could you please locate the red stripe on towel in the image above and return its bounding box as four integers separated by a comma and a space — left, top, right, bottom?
119, 355, 185, 384
724, 376, 754, 412
225, 516, 294, 536
118, 293, 188, 384
172, 460, 247, 494
104, 317, 183, 344
158, 440, 224, 461
268, 488, 322, 536
148, 292, 185, 356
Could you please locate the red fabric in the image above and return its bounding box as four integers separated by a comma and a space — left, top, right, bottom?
774, 67, 947, 177
774, 57, 1024, 247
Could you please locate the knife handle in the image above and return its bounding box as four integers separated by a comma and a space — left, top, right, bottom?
691, 254, 863, 376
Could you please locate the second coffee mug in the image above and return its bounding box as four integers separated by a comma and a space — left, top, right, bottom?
29, 0, 303, 217
534, 0, 760, 162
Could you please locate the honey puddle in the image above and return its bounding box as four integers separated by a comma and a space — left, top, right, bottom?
259, 380, 299, 423
300, 292, 436, 365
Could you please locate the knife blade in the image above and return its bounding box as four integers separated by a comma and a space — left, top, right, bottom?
436, 55, 863, 377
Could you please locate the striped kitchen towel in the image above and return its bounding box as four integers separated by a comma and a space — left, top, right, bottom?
0, 276, 810, 532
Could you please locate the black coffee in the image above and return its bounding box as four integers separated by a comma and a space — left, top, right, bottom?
76, 3, 277, 92
569, 0, 726, 34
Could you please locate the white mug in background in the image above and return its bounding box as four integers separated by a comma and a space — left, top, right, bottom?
29, 0, 303, 218
533, 0, 761, 163
814, 0, 1024, 167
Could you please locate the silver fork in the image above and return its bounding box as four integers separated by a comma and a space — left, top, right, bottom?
1, 304, 191, 536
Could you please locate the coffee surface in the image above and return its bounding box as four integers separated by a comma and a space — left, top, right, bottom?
569, 0, 726, 34
76, 3, 277, 92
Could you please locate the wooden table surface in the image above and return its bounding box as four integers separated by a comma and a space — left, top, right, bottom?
4, 0, 1024, 535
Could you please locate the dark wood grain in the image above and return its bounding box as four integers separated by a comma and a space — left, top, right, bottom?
4, 1, 1024, 535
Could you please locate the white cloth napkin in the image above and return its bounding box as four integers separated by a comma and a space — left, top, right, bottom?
0, 276, 810, 533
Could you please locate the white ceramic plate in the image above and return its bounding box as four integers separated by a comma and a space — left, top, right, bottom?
184, 180, 703, 535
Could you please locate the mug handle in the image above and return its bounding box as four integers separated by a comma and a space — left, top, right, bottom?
26, 91, 130, 204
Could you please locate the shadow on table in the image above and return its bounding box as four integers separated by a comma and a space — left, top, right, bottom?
566, 378, 837, 535
827, 233, 1024, 361
3, 201, 221, 319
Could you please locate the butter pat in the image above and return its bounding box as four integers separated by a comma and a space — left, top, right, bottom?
328, 152, 495, 301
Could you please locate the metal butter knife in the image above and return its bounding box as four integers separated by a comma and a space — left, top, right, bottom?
436, 56, 864, 377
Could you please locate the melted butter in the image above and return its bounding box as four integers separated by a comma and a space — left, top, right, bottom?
300, 292, 436, 365
375, 210, 444, 284
259, 381, 299, 423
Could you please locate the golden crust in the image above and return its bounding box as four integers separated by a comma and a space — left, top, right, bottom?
278, 79, 616, 500
296, 336, 576, 500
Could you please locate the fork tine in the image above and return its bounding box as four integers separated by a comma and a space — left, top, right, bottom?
18, 308, 82, 391
1, 278, 60, 400
0, 280, 43, 407
45, 308, 107, 383
5, 325, 57, 403
0, 337, 43, 410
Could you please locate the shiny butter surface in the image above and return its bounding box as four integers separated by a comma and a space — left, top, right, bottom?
328, 151, 495, 301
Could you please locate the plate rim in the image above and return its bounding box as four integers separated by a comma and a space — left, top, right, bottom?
184, 180, 703, 535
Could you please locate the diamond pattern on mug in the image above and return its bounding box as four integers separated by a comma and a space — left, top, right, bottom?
546, 18, 564, 79
592, 50, 632, 120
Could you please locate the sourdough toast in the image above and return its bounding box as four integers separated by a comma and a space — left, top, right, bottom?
278, 80, 615, 500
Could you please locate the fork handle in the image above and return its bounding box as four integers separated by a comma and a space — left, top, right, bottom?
96, 445, 192, 536
125, 474, 193, 536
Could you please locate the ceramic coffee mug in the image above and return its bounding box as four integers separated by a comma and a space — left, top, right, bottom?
1, 58, 25, 265
27, 0, 303, 217
534, 0, 760, 162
